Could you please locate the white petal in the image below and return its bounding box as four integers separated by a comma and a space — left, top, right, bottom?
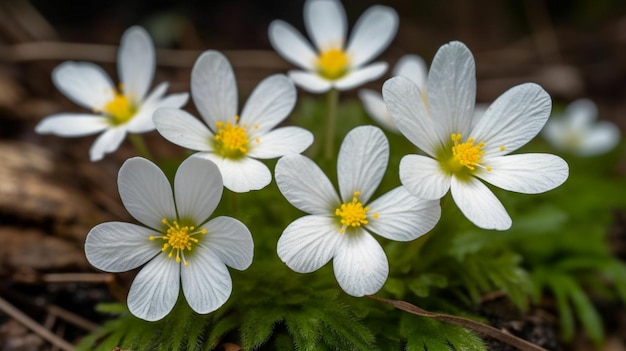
200, 216, 254, 270
118, 157, 177, 229
174, 156, 223, 224
153, 108, 213, 152
334, 62, 388, 91
472, 83, 551, 155
427, 41, 476, 138
118, 26, 155, 102
337, 126, 388, 203
194, 153, 271, 193
541, 117, 565, 149
277, 215, 341, 273
275, 154, 339, 215
191, 51, 237, 129
450, 176, 511, 230
288, 71, 333, 93
247, 126, 314, 159
393, 54, 428, 89
240, 74, 296, 135
52, 61, 114, 110
399, 154, 451, 200
366, 187, 441, 241
35, 113, 109, 136
383, 76, 440, 156
181, 247, 232, 315
304, 0, 346, 51
358, 89, 398, 133
577, 122, 621, 156
89, 127, 126, 162
123, 82, 167, 133
565, 98, 597, 128
85, 222, 157, 272
268, 20, 317, 70
127, 87, 189, 134
346, 5, 398, 67
477, 154, 568, 194
127, 255, 180, 321
333, 231, 388, 296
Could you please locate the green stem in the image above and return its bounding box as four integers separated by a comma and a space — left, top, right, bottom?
229, 190, 237, 217
128, 133, 153, 160
324, 88, 339, 160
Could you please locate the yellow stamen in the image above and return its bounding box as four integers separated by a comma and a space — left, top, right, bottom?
335, 191, 377, 233
150, 218, 207, 267
102, 89, 136, 125
213, 116, 250, 159
450, 133, 489, 172
316, 48, 350, 80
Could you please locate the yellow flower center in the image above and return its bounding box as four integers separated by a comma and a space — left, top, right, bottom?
213, 116, 254, 159
103, 90, 136, 125
149, 219, 207, 267
441, 133, 492, 176
451, 133, 486, 171
335, 191, 378, 234
316, 48, 350, 80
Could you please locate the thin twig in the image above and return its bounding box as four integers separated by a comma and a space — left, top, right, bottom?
0, 41, 288, 69
369, 295, 548, 351
47, 304, 99, 332
42, 273, 115, 284
0, 296, 75, 351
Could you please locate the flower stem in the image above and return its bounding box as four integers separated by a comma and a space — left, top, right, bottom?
128, 134, 154, 160
324, 88, 339, 160
229, 190, 237, 217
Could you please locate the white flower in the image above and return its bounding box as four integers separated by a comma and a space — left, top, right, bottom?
154, 50, 313, 193
85, 156, 253, 321
359, 55, 428, 133
35, 26, 189, 162
383, 41, 569, 231
268, 0, 398, 93
543, 99, 621, 156
275, 126, 441, 296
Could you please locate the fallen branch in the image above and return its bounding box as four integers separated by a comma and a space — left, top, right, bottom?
0, 296, 75, 351
369, 295, 548, 351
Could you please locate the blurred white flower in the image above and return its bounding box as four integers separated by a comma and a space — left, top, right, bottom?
85, 156, 253, 321
359, 55, 428, 133
154, 51, 313, 193
35, 26, 188, 161
268, 0, 398, 93
275, 126, 441, 296
383, 41, 569, 230
543, 99, 621, 156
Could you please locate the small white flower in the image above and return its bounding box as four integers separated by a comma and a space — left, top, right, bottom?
154, 50, 313, 193
275, 126, 441, 296
85, 156, 253, 321
543, 99, 621, 156
359, 55, 428, 133
383, 41, 569, 231
268, 0, 398, 93
35, 26, 189, 162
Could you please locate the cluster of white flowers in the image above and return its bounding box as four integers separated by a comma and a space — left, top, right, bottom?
36, 0, 615, 322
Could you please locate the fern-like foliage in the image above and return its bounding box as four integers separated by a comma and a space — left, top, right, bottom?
76, 264, 377, 351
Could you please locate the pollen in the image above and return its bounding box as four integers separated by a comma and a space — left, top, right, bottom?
150, 218, 207, 267
102, 89, 136, 125
451, 133, 488, 171
335, 191, 376, 233
214, 116, 250, 159
316, 48, 350, 80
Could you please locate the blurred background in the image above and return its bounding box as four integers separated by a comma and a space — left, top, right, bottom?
0, 0, 625, 350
